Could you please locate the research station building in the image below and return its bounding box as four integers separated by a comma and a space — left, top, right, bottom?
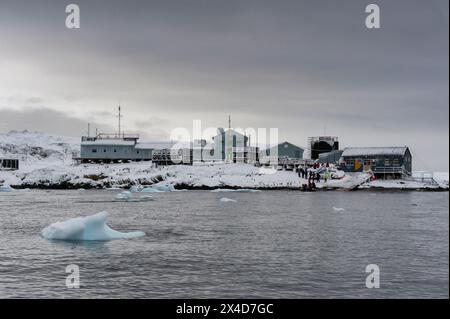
0, 158, 19, 171
76, 134, 153, 163
339, 146, 412, 178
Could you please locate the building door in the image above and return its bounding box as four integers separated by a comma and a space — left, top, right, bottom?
354, 159, 363, 172
363, 160, 372, 172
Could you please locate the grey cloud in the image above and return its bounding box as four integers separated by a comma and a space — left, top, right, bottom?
0, 0, 448, 170
0, 107, 114, 137
0, 106, 172, 141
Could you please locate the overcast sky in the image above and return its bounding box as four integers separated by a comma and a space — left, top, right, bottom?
0, 0, 448, 170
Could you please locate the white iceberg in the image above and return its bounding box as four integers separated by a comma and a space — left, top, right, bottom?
220, 197, 237, 203
0, 185, 15, 192
115, 191, 133, 201
139, 194, 154, 201
141, 187, 163, 193
41, 211, 145, 241
104, 187, 124, 191
211, 188, 261, 193
332, 207, 346, 212
141, 183, 175, 193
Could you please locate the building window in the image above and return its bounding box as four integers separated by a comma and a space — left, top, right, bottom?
210, 150, 214, 156
393, 158, 400, 166
114, 149, 117, 153
384, 159, 391, 166
92, 149, 97, 153
347, 159, 354, 166
104, 149, 107, 152
137, 150, 140, 154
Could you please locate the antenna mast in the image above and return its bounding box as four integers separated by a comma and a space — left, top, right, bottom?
228, 115, 231, 129
117, 105, 123, 137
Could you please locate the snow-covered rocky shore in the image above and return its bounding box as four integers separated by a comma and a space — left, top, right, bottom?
1, 131, 448, 191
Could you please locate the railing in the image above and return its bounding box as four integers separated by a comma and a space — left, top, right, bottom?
411, 171, 436, 183
81, 133, 140, 141
373, 166, 411, 176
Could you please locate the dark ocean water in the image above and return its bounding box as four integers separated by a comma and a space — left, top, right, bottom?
0, 189, 448, 298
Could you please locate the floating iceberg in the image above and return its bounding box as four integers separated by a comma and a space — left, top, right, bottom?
141, 183, 176, 193
141, 187, 163, 193
104, 187, 123, 191
0, 185, 15, 192
220, 197, 237, 203
211, 188, 261, 193
139, 194, 154, 201
115, 191, 133, 201
115, 191, 155, 202
332, 207, 346, 212
41, 211, 145, 241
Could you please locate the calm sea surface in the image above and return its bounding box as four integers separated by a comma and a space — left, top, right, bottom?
0, 189, 448, 298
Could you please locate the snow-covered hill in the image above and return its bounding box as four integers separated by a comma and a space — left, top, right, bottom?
0, 130, 80, 168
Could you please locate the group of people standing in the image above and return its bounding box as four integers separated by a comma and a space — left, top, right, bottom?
297, 166, 322, 181
298, 163, 331, 191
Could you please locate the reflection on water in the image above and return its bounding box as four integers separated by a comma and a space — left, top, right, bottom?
0, 189, 448, 298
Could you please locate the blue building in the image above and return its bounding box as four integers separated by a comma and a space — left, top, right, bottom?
340, 146, 412, 178
268, 141, 304, 159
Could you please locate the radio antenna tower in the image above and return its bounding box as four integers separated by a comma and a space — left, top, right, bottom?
117, 105, 123, 137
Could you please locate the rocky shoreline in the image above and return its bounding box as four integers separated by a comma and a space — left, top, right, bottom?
5, 181, 449, 192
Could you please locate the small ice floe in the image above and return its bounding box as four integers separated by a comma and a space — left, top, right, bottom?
0, 185, 15, 192
77, 188, 86, 192
115, 191, 155, 202
141, 183, 176, 193
115, 191, 133, 201
41, 211, 145, 241
211, 188, 261, 193
139, 195, 154, 201
332, 207, 346, 212
104, 187, 123, 191
220, 197, 237, 203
